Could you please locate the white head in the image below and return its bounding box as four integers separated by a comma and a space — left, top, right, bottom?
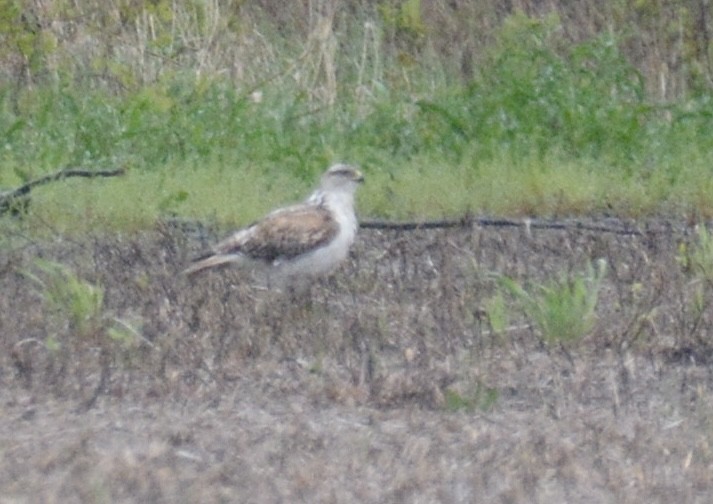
319, 164, 365, 194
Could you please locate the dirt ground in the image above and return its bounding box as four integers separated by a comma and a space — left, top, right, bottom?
2, 218, 713, 503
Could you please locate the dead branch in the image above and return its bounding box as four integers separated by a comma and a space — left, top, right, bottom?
0, 167, 125, 216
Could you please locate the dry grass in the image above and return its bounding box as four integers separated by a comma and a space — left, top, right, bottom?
1, 219, 713, 502
4, 1, 709, 101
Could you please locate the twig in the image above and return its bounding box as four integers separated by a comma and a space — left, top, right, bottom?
0, 167, 125, 216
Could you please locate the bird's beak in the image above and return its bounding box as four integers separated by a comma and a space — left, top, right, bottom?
354, 170, 365, 183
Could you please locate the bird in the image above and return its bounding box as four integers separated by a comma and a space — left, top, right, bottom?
184, 163, 364, 287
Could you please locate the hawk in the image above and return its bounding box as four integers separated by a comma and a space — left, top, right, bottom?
184, 164, 364, 286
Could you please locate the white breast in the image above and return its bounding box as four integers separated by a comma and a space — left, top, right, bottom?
277, 190, 357, 278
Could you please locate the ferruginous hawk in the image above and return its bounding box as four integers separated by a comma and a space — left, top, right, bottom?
184, 164, 364, 285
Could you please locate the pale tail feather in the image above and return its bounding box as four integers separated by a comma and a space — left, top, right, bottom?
183, 254, 242, 276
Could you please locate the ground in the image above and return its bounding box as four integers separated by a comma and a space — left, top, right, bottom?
1, 218, 713, 503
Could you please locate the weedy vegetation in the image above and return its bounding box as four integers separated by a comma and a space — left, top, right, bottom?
20, 258, 144, 409
498, 259, 607, 347
4, 1, 713, 502
2, 221, 713, 501
678, 225, 713, 284
1, 1, 713, 227
25, 259, 107, 341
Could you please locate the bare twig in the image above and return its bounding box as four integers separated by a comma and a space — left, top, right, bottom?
0, 167, 125, 216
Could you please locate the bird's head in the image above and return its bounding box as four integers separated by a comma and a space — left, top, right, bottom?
320, 164, 365, 193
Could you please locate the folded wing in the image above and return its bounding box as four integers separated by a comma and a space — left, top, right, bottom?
185, 204, 339, 275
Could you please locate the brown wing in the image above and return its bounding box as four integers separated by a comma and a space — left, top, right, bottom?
214, 204, 339, 263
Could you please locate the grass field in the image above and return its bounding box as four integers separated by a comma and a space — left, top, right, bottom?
2, 2, 713, 225
3, 2, 713, 502
3, 219, 713, 502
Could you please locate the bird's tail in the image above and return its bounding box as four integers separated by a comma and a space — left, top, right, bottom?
183, 254, 239, 276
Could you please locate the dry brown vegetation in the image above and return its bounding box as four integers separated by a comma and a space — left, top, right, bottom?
3, 3, 713, 501
2, 220, 713, 502
3, 0, 711, 100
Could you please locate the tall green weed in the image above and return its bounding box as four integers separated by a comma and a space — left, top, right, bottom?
414, 13, 650, 163
499, 260, 607, 346
3, 9, 713, 223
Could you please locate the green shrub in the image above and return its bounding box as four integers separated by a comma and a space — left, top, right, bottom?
414, 13, 649, 164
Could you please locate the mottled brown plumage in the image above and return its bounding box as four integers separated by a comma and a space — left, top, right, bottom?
184, 164, 364, 283
214, 205, 339, 263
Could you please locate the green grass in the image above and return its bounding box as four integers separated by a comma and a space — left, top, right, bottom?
23, 162, 312, 232
24, 258, 106, 340
2, 8, 713, 231
678, 226, 713, 283
9, 146, 713, 234
498, 260, 607, 346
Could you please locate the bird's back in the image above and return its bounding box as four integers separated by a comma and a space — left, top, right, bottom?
183, 163, 363, 283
